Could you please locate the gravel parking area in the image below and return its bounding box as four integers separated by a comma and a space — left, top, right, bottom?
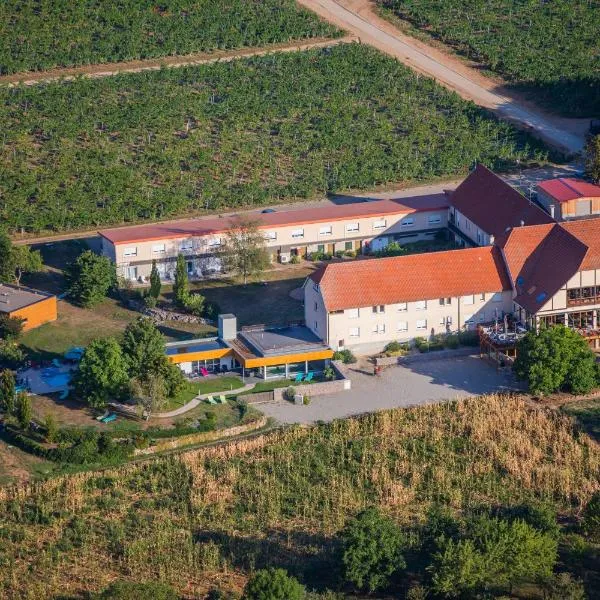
259, 355, 522, 424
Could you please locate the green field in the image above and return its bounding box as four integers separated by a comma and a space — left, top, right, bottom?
0, 396, 597, 597
379, 0, 600, 117
0, 0, 339, 74
0, 43, 549, 233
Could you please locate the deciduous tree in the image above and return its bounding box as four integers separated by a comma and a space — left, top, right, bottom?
0, 231, 43, 285
74, 338, 128, 408
65, 250, 116, 308
15, 392, 32, 430
220, 216, 270, 285
242, 568, 305, 600
514, 325, 598, 395
121, 317, 166, 378
0, 368, 16, 414
0, 314, 25, 340
584, 134, 600, 183
341, 507, 406, 592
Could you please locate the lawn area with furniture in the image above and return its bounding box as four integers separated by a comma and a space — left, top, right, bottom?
160, 376, 245, 412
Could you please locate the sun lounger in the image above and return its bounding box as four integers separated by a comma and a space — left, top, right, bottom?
218, 394, 228, 404
58, 389, 69, 400
96, 411, 109, 421
205, 396, 218, 405
200, 367, 210, 377
293, 373, 304, 384
101, 413, 117, 423
304, 371, 314, 383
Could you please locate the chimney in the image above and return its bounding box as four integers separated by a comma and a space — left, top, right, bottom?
549, 204, 555, 219
489, 234, 495, 245
218, 314, 237, 341
520, 220, 525, 227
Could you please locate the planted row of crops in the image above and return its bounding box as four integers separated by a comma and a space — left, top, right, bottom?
0, 44, 548, 234
0, 0, 340, 74
379, 0, 600, 117
0, 396, 597, 597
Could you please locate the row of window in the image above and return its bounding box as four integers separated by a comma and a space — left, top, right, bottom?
349, 313, 489, 338
343, 294, 500, 317
123, 238, 222, 258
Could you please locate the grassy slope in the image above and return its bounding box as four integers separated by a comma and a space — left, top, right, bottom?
378, 0, 600, 117
0, 0, 340, 74
0, 395, 597, 597
0, 43, 550, 234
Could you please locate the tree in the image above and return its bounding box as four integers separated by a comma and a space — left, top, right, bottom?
0, 231, 43, 285
43, 413, 59, 443
129, 373, 168, 414
243, 568, 305, 600
514, 325, 598, 395
0, 368, 16, 414
0, 314, 25, 340
96, 581, 179, 600
431, 515, 557, 597
121, 317, 166, 378
341, 507, 406, 592
173, 253, 189, 305
73, 338, 128, 408
584, 134, 600, 183
149, 259, 162, 299
15, 392, 32, 430
65, 250, 116, 308
220, 216, 270, 284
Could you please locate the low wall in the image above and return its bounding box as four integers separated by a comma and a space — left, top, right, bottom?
375, 346, 475, 366
273, 361, 351, 400
134, 416, 268, 455
244, 391, 275, 404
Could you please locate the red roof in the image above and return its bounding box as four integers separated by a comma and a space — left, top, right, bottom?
502, 224, 587, 313
537, 178, 600, 203
561, 219, 600, 270
449, 164, 554, 239
99, 194, 449, 245
310, 247, 511, 312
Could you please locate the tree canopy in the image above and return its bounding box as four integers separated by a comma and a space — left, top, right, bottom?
65, 250, 116, 307
585, 134, 600, 184
0, 231, 43, 285
242, 568, 305, 600
74, 337, 129, 408
514, 325, 598, 395
341, 507, 406, 592
220, 216, 270, 284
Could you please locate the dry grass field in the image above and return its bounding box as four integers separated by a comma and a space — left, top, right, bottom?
0, 395, 597, 598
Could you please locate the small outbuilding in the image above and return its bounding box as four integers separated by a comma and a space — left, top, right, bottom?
0, 283, 57, 331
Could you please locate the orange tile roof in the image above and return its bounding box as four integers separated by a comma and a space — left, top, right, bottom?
561, 219, 600, 270
501, 223, 588, 313
99, 194, 449, 245
310, 247, 511, 312
450, 164, 554, 238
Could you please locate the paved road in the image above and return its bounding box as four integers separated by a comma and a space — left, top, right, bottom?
259, 355, 522, 424
0, 36, 355, 87
298, 0, 586, 155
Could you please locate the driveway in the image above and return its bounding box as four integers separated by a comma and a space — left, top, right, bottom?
259, 355, 522, 424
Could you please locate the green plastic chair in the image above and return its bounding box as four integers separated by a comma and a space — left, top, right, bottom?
218, 394, 228, 404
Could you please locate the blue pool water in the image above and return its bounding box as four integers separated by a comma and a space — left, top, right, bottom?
45, 373, 71, 388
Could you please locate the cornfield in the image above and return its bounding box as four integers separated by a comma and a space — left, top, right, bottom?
0, 395, 597, 598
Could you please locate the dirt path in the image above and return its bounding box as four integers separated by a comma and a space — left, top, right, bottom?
0, 35, 355, 87
297, 0, 587, 155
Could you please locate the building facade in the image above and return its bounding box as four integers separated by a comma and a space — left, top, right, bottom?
0, 284, 57, 331
537, 178, 600, 221
99, 194, 448, 282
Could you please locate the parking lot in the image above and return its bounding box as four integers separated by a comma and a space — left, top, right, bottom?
259, 355, 522, 424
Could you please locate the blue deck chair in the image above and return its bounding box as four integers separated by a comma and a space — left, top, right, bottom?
293, 373, 304, 384
304, 371, 314, 383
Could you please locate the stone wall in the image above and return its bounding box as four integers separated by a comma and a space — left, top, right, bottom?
126, 298, 214, 325
272, 361, 351, 400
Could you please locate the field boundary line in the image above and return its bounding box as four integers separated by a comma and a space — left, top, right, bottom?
0, 35, 356, 88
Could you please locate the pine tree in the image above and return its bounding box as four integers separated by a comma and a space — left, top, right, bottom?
149, 260, 162, 299
0, 369, 15, 414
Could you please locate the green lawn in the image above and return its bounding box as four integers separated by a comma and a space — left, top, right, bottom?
162, 376, 245, 412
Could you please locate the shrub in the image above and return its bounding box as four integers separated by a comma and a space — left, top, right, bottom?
582, 491, 600, 540
0, 340, 25, 370
322, 366, 336, 381
183, 292, 205, 316
203, 299, 221, 321
541, 573, 586, 600
458, 330, 479, 346
303, 395, 310, 405
290, 255, 300, 264
344, 250, 356, 258
243, 568, 305, 600
335, 251, 344, 258
143, 295, 158, 308
444, 334, 460, 349
0, 368, 16, 414
15, 393, 32, 430
341, 507, 406, 592
383, 340, 402, 354
0, 314, 25, 341
285, 386, 297, 401
43, 413, 59, 443
332, 349, 357, 364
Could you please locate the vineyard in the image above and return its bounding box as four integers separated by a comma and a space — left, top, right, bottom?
379, 0, 600, 117
0, 0, 340, 74
0, 44, 549, 234
0, 396, 597, 597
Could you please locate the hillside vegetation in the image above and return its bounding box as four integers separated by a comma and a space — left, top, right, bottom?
0, 396, 597, 598
0, 0, 340, 74
0, 44, 548, 233
380, 0, 600, 117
